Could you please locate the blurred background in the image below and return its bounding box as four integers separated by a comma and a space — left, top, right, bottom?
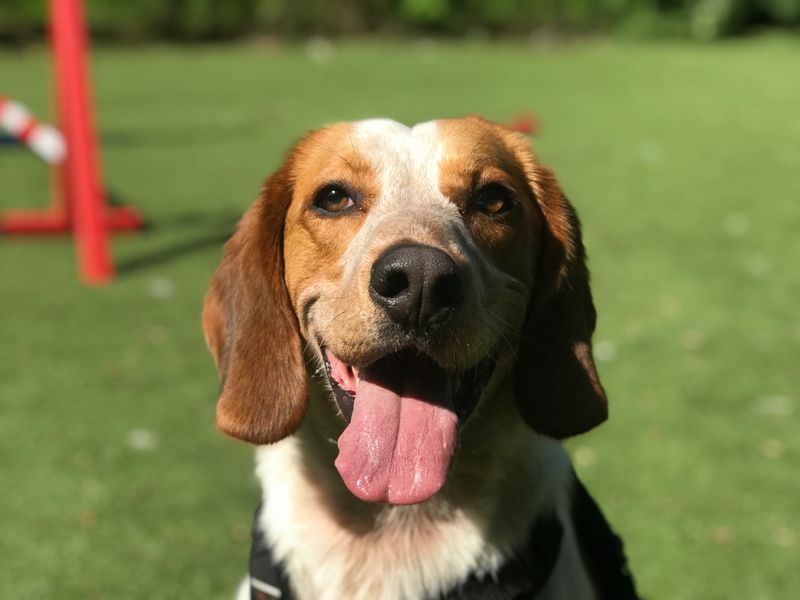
1, 1, 798, 598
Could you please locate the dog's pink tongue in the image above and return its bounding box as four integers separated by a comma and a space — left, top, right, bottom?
335, 353, 457, 505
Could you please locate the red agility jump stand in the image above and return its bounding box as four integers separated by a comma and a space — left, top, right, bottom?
0, 0, 142, 284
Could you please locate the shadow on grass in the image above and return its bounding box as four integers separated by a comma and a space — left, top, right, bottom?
101, 120, 260, 147
116, 208, 239, 275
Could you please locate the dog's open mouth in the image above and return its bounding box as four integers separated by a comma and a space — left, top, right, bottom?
321, 347, 495, 505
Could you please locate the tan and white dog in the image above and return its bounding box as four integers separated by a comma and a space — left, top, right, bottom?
203, 117, 639, 600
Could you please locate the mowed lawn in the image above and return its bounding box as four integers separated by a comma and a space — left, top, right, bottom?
1, 36, 799, 599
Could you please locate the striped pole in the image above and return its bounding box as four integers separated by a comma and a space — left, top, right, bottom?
0, 95, 66, 164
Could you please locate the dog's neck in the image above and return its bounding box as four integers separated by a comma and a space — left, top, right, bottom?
252, 360, 576, 600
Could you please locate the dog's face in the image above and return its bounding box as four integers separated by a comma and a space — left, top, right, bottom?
282, 119, 538, 373
203, 117, 607, 505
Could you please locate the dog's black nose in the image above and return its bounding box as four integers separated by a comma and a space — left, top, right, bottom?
370, 244, 465, 329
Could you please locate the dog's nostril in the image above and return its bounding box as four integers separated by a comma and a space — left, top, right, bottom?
375, 269, 410, 299
431, 271, 463, 310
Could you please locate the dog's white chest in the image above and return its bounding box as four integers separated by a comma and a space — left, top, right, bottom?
251, 435, 591, 600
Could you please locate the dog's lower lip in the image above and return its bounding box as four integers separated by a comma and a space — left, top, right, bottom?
320, 346, 356, 422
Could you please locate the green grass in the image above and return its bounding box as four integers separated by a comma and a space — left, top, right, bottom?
2, 36, 799, 599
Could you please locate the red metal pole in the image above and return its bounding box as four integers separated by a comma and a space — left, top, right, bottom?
51, 0, 113, 284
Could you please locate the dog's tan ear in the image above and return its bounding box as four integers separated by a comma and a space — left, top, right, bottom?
509, 138, 608, 439
202, 162, 308, 445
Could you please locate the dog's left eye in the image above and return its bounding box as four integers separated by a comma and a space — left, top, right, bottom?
472, 183, 515, 217
313, 185, 355, 214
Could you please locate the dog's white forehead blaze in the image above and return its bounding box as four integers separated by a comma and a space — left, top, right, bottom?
352, 118, 451, 214
338, 119, 465, 279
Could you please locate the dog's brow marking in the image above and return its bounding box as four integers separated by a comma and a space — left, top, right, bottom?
341, 120, 461, 258
298, 139, 363, 179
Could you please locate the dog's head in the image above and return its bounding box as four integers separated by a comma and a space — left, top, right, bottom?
203, 117, 607, 504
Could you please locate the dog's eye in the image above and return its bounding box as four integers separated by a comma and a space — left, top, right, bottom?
313, 185, 355, 214
472, 183, 515, 217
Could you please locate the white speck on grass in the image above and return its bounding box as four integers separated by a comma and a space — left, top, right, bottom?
744, 254, 770, 277
574, 446, 597, 467
594, 340, 617, 363
127, 429, 159, 451
723, 213, 749, 236
659, 295, 681, 318
146, 277, 175, 300
774, 526, 796, 547
751, 395, 794, 417
638, 141, 663, 164
760, 438, 784, 460
305, 37, 333, 63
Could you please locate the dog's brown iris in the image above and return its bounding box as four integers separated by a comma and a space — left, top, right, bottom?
314, 185, 355, 214
473, 183, 514, 217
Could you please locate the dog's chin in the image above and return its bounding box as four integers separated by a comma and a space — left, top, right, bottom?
318, 343, 496, 506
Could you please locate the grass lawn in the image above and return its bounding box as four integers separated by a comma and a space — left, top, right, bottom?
2, 36, 799, 599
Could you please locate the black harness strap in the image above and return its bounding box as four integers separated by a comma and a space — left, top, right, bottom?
248, 503, 563, 600
249, 504, 291, 600
438, 512, 563, 600
570, 478, 640, 600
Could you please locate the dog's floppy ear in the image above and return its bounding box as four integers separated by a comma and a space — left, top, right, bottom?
509, 137, 608, 439
202, 160, 308, 445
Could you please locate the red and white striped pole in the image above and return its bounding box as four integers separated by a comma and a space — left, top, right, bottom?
0, 95, 66, 164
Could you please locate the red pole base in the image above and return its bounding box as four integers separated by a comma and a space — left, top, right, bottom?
0, 205, 143, 234
0, 208, 69, 234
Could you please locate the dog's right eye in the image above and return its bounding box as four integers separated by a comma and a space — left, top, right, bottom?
312, 185, 355, 215
470, 183, 516, 218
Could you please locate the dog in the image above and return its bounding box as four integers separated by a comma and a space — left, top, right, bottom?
203, 117, 640, 600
